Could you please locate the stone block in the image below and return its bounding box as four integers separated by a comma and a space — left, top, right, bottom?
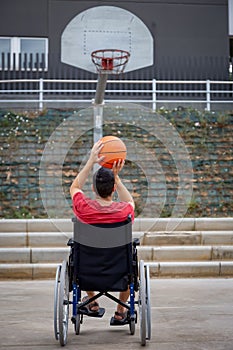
153, 246, 212, 261
0, 233, 27, 247
31, 247, 69, 263
195, 218, 233, 231
0, 219, 27, 232
146, 263, 159, 277
28, 232, 72, 247
27, 219, 72, 232
212, 246, 233, 260
32, 263, 58, 279
137, 247, 153, 261
141, 218, 195, 232
133, 218, 165, 232
201, 231, 233, 245
143, 232, 201, 246
159, 261, 220, 277
0, 248, 30, 263
0, 263, 33, 279
220, 262, 233, 276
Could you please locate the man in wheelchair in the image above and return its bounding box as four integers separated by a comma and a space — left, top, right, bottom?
70, 140, 135, 324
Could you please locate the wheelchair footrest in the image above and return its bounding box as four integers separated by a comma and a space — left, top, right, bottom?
79, 307, 105, 318
110, 316, 129, 326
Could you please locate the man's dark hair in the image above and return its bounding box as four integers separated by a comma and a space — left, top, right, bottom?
93, 167, 115, 198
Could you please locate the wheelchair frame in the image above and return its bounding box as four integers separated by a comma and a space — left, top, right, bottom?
54, 217, 151, 346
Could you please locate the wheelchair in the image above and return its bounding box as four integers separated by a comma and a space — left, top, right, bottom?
54, 216, 151, 346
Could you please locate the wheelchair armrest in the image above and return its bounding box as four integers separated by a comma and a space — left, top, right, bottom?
133, 238, 140, 247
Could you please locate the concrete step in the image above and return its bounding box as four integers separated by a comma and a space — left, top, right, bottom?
0, 247, 69, 263
1, 246, 233, 264
143, 231, 233, 246
1, 231, 232, 248
0, 263, 58, 279
148, 261, 233, 278
1, 217, 233, 233
1, 218, 233, 279
0, 261, 233, 279
0, 232, 144, 248
137, 246, 233, 261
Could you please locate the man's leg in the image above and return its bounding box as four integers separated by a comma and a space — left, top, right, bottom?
84, 291, 99, 311
86, 291, 95, 298
115, 288, 130, 319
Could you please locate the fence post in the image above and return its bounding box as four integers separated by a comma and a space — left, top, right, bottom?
152, 78, 157, 111
39, 78, 44, 111
206, 79, 211, 111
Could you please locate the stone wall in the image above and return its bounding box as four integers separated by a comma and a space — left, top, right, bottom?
0, 106, 232, 218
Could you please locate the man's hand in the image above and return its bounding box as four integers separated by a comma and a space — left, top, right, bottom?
89, 140, 104, 165
112, 159, 135, 209
112, 159, 125, 184
70, 140, 104, 198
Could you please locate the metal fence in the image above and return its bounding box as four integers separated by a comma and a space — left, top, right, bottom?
0, 78, 233, 111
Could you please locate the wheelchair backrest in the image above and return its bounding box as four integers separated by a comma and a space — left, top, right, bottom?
72, 216, 133, 292
73, 216, 132, 248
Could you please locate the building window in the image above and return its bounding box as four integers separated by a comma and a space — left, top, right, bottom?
0, 37, 48, 70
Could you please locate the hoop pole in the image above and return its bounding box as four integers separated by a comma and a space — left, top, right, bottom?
93, 103, 103, 173
94, 74, 108, 105
93, 73, 108, 172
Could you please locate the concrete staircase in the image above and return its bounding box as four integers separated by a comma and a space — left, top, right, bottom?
0, 218, 233, 279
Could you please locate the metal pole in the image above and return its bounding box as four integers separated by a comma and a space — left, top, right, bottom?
206, 79, 211, 111
93, 73, 108, 172
93, 104, 104, 144
93, 73, 108, 143
39, 78, 44, 111
94, 74, 108, 105
152, 78, 157, 112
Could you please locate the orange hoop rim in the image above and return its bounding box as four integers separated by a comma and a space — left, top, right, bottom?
91, 49, 130, 74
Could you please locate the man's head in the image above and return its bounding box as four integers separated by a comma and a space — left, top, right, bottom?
93, 167, 115, 198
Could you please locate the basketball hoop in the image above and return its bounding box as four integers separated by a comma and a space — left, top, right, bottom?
91, 49, 130, 74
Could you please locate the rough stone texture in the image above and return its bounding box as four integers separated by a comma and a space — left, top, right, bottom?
1, 108, 232, 219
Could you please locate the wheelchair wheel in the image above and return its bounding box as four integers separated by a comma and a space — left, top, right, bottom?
129, 311, 136, 335
145, 264, 151, 340
58, 260, 70, 346
139, 260, 146, 346
54, 264, 61, 341
75, 313, 82, 335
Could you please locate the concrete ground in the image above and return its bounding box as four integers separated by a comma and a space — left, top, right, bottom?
0, 279, 233, 350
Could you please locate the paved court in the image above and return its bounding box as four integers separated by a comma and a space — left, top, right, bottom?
0, 278, 233, 350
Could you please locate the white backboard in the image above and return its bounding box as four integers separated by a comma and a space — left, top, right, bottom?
61, 6, 154, 73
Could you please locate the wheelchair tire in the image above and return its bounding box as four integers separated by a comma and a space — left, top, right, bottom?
129, 318, 135, 335
54, 264, 61, 341
75, 313, 81, 335
58, 260, 70, 346
145, 264, 152, 340
139, 260, 146, 346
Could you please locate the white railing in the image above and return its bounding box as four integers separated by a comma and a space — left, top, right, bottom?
0, 78, 232, 111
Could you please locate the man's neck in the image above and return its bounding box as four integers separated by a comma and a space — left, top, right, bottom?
96, 195, 113, 205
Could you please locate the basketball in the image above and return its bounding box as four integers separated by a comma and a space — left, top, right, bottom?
99, 135, 127, 169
